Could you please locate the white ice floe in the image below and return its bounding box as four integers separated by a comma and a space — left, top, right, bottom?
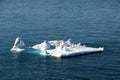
11, 37, 104, 57
11, 37, 26, 52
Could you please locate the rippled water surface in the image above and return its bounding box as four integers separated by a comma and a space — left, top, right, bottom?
0, 0, 120, 80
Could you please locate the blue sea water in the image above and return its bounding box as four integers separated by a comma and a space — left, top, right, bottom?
0, 0, 120, 80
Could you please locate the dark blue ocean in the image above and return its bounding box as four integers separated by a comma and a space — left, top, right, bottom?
0, 0, 120, 80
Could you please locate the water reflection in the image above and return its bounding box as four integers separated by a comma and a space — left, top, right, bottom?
12, 51, 46, 79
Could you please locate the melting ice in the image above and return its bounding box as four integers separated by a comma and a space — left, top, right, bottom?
11, 37, 104, 57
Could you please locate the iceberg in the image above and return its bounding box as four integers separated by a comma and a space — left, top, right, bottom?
11, 37, 26, 52
11, 37, 104, 57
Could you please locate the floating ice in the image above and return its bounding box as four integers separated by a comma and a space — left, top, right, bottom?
11, 37, 104, 57
11, 37, 26, 52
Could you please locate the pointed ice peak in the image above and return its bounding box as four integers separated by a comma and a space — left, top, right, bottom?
14, 37, 25, 47
67, 38, 72, 43
11, 37, 26, 52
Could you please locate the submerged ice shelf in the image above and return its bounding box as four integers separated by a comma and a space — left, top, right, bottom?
11, 37, 104, 57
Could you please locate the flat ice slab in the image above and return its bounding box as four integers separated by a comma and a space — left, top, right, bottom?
47, 47, 104, 57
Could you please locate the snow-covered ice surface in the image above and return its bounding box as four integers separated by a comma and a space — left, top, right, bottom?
47, 47, 104, 57
11, 37, 104, 57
